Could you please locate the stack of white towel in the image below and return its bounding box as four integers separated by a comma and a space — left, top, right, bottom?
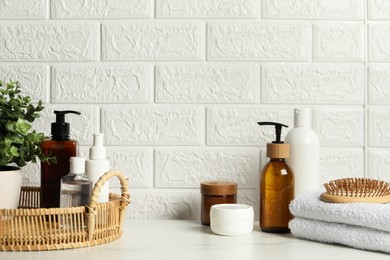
289, 189, 390, 254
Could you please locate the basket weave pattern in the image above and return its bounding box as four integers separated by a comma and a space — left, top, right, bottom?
0, 170, 129, 251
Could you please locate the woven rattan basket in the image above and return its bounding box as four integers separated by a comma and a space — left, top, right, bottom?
0, 170, 130, 251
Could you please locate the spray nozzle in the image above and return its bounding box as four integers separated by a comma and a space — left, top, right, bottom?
51, 110, 81, 140
89, 133, 107, 160
257, 122, 288, 144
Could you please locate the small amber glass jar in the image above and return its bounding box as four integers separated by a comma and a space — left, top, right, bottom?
200, 181, 238, 226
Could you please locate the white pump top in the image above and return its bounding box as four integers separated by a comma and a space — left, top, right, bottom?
70, 157, 85, 174
89, 133, 107, 160
294, 108, 312, 127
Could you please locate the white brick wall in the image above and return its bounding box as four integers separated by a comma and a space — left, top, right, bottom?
1, 0, 389, 220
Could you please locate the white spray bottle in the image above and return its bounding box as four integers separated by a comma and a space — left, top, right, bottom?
86, 133, 110, 203
284, 108, 320, 196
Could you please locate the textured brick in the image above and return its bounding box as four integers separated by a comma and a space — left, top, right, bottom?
156, 0, 259, 18
22, 162, 40, 186
313, 107, 364, 146
102, 22, 204, 61
52, 64, 153, 103
156, 63, 259, 103
79, 146, 153, 188
368, 149, 390, 181
102, 106, 204, 145
369, 24, 390, 61
0, 0, 47, 19
124, 190, 200, 219
33, 105, 100, 146
108, 148, 153, 188
320, 148, 364, 183
262, 64, 364, 104
0, 65, 48, 103
207, 107, 293, 145
368, 0, 390, 20
207, 22, 311, 61
155, 148, 260, 188
51, 0, 153, 19
0, 23, 98, 61
313, 23, 364, 62
368, 108, 390, 147
263, 0, 364, 19
369, 65, 390, 105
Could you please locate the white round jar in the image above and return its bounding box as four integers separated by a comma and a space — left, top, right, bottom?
210, 204, 254, 236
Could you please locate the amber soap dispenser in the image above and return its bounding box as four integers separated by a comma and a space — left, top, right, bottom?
257, 122, 294, 233
41, 110, 81, 208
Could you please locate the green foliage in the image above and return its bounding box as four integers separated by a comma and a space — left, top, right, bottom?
0, 80, 53, 167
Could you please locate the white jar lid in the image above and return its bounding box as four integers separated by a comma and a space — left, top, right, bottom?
210, 204, 254, 236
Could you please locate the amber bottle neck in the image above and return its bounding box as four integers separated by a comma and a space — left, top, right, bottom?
269, 158, 286, 162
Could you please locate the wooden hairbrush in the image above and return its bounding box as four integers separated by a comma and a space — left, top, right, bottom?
320, 178, 390, 203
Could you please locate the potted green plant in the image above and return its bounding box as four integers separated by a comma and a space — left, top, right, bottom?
0, 80, 52, 209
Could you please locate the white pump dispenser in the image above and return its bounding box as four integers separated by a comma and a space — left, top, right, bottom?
285, 108, 320, 196
86, 133, 110, 203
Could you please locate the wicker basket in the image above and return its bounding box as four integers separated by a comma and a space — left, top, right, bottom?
0, 170, 130, 251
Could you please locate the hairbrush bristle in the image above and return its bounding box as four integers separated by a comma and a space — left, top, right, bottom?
323, 178, 390, 197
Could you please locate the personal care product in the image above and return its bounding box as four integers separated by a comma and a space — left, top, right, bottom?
200, 181, 237, 226
258, 122, 294, 233
285, 108, 320, 196
60, 157, 92, 208
41, 110, 81, 208
210, 204, 254, 236
85, 133, 110, 203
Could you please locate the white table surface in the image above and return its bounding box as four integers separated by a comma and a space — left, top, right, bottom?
1, 220, 389, 260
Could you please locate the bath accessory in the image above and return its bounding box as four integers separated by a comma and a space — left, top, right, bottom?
285, 108, 320, 196
60, 157, 92, 208
210, 204, 254, 236
320, 178, 390, 203
289, 189, 390, 254
0, 170, 129, 251
86, 133, 111, 203
289, 189, 390, 232
257, 122, 294, 233
289, 217, 390, 254
41, 110, 81, 208
200, 181, 237, 226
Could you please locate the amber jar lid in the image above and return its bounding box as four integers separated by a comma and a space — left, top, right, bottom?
200, 181, 238, 196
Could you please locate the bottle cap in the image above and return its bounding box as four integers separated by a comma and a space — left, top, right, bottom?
266, 143, 289, 158
294, 108, 312, 127
70, 157, 85, 174
89, 133, 107, 160
257, 122, 289, 158
200, 181, 238, 196
51, 110, 81, 140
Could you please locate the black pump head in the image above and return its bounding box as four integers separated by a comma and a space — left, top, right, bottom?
51, 110, 81, 140
257, 122, 288, 143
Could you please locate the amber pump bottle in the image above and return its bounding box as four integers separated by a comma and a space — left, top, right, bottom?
41, 110, 81, 208
258, 122, 294, 233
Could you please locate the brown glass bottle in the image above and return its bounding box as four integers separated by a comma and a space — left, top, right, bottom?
40, 110, 81, 208
260, 157, 294, 233
41, 139, 77, 208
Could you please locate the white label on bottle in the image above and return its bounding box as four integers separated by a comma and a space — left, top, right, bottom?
281, 169, 288, 176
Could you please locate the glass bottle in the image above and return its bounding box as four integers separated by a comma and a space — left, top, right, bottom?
260, 157, 294, 233
60, 157, 92, 208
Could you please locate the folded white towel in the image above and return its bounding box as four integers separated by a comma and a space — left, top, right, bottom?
289, 189, 390, 232
289, 217, 390, 254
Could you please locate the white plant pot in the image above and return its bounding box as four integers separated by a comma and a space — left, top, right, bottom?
0, 166, 22, 209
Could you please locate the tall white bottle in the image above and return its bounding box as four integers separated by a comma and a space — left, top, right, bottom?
86, 133, 110, 203
285, 108, 320, 196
